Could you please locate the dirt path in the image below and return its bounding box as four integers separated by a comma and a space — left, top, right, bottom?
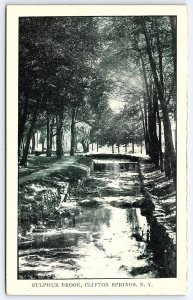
19, 157, 90, 185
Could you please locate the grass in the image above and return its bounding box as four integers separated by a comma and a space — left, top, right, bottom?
19, 155, 92, 178
18, 154, 92, 236
19, 155, 58, 177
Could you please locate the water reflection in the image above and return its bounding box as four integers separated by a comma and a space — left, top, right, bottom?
19, 158, 159, 279
19, 206, 158, 279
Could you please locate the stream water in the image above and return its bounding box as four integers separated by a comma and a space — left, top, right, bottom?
18, 158, 162, 279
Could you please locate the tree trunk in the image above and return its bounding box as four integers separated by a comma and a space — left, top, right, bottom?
20, 139, 24, 156
70, 107, 76, 156
125, 144, 127, 153
42, 141, 45, 153
174, 115, 177, 151
112, 144, 114, 154
18, 94, 29, 157
132, 141, 134, 153
20, 90, 45, 165
153, 31, 165, 171
36, 132, 39, 148
170, 17, 177, 87
81, 140, 89, 153
117, 144, 120, 153
56, 114, 63, 159
97, 141, 99, 152
140, 17, 176, 181
20, 110, 38, 166
75, 136, 78, 152
164, 144, 172, 178
155, 22, 164, 90
161, 101, 176, 180
92, 143, 94, 151
139, 51, 152, 155
170, 17, 177, 151
87, 141, 89, 153
155, 93, 164, 171
50, 116, 55, 152
50, 134, 53, 152
46, 112, 51, 157
147, 99, 152, 158
32, 134, 35, 151
148, 89, 160, 168
138, 98, 148, 155
158, 122, 164, 172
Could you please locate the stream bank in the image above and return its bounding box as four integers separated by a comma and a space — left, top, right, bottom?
18, 156, 92, 237
18, 155, 176, 279
138, 159, 176, 277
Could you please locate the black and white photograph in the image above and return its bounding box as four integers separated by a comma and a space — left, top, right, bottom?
6, 5, 188, 295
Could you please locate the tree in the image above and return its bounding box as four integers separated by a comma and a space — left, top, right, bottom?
138, 17, 176, 180
99, 16, 176, 180
19, 16, 102, 161
19, 15, 177, 180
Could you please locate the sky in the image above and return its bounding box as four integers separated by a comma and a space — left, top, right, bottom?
109, 97, 126, 113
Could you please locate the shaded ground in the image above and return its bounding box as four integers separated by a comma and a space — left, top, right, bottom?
18, 155, 176, 279
18, 155, 92, 236
140, 161, 176, 244
19, 155, 91, 185
18, 158, 161, 279
19, 155, 58, 178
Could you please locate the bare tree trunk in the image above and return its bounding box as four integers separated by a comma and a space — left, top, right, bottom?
164, 144, 172, 178
36, 132, 39, 148
150, 89, 160, 168
170, 17, 177, 87
140, 17, 176, 182
20, 110, 38, 166
155, 92, 164, 171
139, 51, 152, 155
138, 98, 148, 155
81, 140, 89, 153
161, 101, 175, 179
70, 107, 76, 156
155, 21, 164, 90
50, 116, 55, 152
32, 134, 35, 151
18, 95, 29, 157
170, 16, 177, 152
50, 135, 53, 152
147, 97, 153, 158
42, 140, 45, 153
75, 136, 78, 152
117, 144, 120, 153
56, 114, 63, 159
125, 144, 127, 153
112, 144, 114, 154
46, 111, 51, 157
132, 141, 134, 153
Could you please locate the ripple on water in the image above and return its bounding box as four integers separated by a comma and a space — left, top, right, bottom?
18, 160, 160, 279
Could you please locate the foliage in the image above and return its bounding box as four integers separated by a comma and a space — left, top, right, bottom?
19, 16, 176, 180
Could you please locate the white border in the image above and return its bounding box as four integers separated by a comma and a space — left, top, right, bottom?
3, 1, 189, 295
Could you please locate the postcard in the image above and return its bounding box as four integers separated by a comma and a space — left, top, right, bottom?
6, 5, 188, 295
